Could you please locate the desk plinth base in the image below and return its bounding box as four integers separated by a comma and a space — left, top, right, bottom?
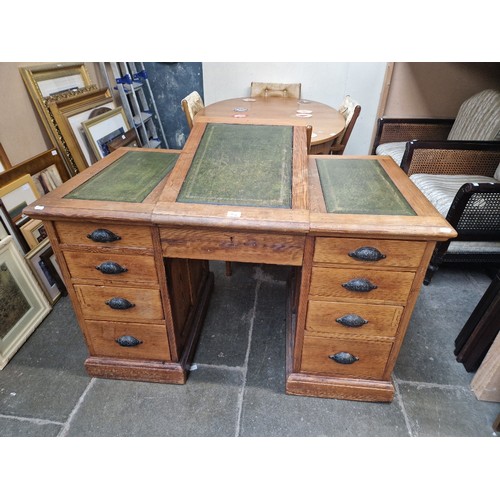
285, 373, 394, 403
84, 271, 214, 385
85, 357, 188, 384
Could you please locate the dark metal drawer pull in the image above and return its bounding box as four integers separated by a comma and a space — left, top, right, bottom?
329, 352, 359, 364
336, 314, 368, 328
348, 246, 386, 262
87, 228, 122, 243
105, 297, 135, 310
342, 278, 377, 292
115, 335, 143, 347
96, 261, 128, 274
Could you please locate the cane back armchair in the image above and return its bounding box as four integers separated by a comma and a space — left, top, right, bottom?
372, 89, 500, 284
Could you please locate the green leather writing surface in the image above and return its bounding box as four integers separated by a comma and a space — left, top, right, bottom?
177, 123, 293, 208
65, 151, 179, 203
316, 159, 415, 216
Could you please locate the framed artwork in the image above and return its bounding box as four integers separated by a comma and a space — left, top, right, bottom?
0, 143, 12, 173
0, 217, 8, 239
0, 174, 40, 223
20, 218, 47, 249
0, 149, 69, 194
82, 107, 130, 160
0, 200, 29, 254
108, 128, 140, 152
19, 63, 97, 175
40, 243, 67, 297
47, 87, 115, 171
0, 236, 51, 370
26, 240, 62, 304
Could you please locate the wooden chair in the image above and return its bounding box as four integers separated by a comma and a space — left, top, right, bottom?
250, 82, 301, 99
181, 91, 205, 129
309, 95, 361, 155
329, 95, 361, 155
372, 89, 500, 283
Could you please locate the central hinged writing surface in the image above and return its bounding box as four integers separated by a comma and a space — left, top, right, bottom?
177, 123, 293, 208
316, 158, 416, 216
65, 150, 179, 203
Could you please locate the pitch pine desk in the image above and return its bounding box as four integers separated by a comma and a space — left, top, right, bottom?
25, 122, 456, 402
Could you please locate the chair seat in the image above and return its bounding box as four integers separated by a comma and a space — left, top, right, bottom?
410, 173, 500, 254
375, 142, 406, 166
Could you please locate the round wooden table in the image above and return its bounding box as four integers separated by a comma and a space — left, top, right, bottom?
194, 97, 346, 151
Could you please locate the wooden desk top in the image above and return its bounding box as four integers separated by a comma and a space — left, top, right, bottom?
24, 123, 457, 243
194, 97, 346, 146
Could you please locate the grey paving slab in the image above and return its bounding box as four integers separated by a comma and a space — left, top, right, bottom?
65, 366, 244, 436
193, 268, 256, 367
0, 297, 91, 422
395, 269, 490, 386
0, 415, 62, 437
398, 380, 500, 436
240, 281, 409, 436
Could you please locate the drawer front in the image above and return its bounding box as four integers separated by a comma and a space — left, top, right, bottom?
301, 335, 393, 379
306, 300, 403, 338
64, 251, 158, 284
309, 266, 414, 304
86, 320, 170, 361
55, 221, 153, 249
161, 227, 305, 266
74, 284, 164, 321
314, 237, 426, 269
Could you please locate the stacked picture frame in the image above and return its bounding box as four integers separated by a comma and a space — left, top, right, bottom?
0, 146, 73, 368
20, 63, 133, 176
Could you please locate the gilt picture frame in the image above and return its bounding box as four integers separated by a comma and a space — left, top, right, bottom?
0, 236, 51, 370
20, 218, 47, 250
0, 174, 40, 223
47, 87, 114, 171
19, 63, 97, 175
82, 106, 130, 160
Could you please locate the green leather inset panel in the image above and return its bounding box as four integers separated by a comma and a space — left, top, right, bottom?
65, 151, 179, 203
177, 123, 293, 208
316, 159, 415, 215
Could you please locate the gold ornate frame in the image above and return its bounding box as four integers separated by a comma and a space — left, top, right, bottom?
47, 87, 114, 172
19, 63, 98, 175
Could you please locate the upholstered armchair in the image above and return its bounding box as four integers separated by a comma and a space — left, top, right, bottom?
372, 89, 500, 284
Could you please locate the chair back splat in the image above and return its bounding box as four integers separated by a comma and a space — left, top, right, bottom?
250, 82, 301, 99
181, 91, 205, 130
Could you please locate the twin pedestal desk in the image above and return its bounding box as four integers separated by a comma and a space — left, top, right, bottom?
25, 123, 456, 402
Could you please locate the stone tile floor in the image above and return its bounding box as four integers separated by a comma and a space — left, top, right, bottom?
1, 261, 498, 438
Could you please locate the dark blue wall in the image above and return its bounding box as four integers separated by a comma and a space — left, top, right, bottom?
143, 62, 203, 149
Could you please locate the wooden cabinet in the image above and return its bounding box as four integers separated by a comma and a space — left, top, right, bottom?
285, 156, 454, 402
296, 235, 424, 399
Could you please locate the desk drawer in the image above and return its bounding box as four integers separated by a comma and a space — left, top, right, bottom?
55, 221, 153, 250
74, 284, 164, 321
86, 320, 170, 361
160, 227, 305, 266
309, 267, 414, 304
305, 300, 402, 338
314, 237, 426, 269
64, 251, 158, 284
301, 334, 393, 379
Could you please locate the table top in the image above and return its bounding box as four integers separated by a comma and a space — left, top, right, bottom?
194, 97, 346, 146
